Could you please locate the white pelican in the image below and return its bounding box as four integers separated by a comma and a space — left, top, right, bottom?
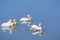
12, 19, 18, 31
29, 23, 44, 36
20, 15, 32, 26
1, 19, 13, 34
0, 19, 18, 34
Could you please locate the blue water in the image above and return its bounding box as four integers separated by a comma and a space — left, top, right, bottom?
0, 0, 60, 40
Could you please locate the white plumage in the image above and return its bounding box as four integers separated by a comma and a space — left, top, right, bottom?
29, 23, 44, 36
0, 19, 18, 34
20, 15, 32, 26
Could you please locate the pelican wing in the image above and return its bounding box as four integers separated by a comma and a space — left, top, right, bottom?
31, 25, 40, 30
32, 31, 39, 35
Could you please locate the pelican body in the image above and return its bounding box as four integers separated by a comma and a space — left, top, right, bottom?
0, 19, 18, 34
29, 23, 44, 36
20, 15, 32, 26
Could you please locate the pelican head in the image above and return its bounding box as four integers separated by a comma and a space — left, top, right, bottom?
27, 14, 32, 19
9, 19, 13, 22
39, 23, 44, 28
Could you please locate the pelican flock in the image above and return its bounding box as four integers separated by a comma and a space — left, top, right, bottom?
0, 14, 45, 37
